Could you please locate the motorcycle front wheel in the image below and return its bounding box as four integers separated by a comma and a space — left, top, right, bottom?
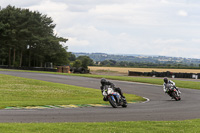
108, 95, 117, 108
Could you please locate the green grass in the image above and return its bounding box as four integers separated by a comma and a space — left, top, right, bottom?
1, 69, 200, 132
0, 119, 200, 133
86, 74, 200, 90
1, 69, 200, 90
0, 74, 144, 109
60, 73, 200, 90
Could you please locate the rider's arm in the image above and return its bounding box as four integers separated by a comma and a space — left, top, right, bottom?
106, 81, 115, 88
100, 86, 104, 92
163, 84, 167, 93
169, 80, 175, 86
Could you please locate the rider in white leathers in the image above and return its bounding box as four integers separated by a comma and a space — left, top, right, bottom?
163, 77, 181, 94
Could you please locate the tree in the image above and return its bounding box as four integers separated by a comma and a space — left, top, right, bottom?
77, 56, 94, 68
68, 52, 76, 61
73, 60, 82, 68
0, 22, 9, 65
0, 5, 69, 67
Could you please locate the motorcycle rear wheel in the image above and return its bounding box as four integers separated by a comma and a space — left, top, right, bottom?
172, 92, 180, 101
122, 104, 127, 108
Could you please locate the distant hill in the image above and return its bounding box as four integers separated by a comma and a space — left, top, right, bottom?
73, 52, 200, 65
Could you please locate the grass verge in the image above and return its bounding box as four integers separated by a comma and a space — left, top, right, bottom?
0, 69, 200, 132
0, 119, 200, 133
0, 74, 144, 109
79, 74, 200, 90
1, 69, 200, 90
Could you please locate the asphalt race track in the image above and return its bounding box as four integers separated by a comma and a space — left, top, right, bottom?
0, 71, 200, 123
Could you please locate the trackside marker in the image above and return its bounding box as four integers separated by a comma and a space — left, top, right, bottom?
142, 97, 150, 103
4, 99, 149, 109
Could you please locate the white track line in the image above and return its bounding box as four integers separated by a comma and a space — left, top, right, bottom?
142, 97, 150, 103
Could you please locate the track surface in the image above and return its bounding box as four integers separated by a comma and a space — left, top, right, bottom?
0, 71, 200, 123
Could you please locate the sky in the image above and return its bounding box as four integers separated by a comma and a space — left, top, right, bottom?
1, 0, 200, 58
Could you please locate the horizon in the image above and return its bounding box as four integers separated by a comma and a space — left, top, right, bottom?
72, 51, 200, 60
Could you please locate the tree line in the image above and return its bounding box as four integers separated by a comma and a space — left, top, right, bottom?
0, 5, 69, 67
68, 53, 94, 69
96, 60, 200, 69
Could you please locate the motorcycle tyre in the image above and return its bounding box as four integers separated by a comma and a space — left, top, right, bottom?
108, 95, 117, 108
172, 92, 180, 101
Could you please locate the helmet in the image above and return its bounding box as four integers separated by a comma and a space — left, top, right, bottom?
101, 78, 107, 85
163, 77, 168, 84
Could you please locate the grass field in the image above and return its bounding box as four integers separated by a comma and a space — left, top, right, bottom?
1, 69, 200, 132
89, 66, 200, 74
73, 74, 200, 90
0, 119, 200, 133
0, 74, 144, 109
0, 69, 200, 90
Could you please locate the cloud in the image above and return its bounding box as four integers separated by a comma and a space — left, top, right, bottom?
160, 0, 169, 4
153, 38, 200, 58
192, 39, 200, 43
67, 37, 89, 46
153, 39, 185, 44
0, 0, 42, 7
26, 0, 68, 14
89, 2, 165, 26
177, 10, 188, 17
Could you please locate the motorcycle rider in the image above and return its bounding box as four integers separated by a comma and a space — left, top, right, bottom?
100, 78, 126, 101
163, 77, 181, 94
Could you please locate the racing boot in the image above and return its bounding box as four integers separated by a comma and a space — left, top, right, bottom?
103, 97, 108, 101
121, 96, 127, 104
175, 87, 181, 94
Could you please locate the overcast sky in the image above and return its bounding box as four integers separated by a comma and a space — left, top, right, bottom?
1, 0, 200, 58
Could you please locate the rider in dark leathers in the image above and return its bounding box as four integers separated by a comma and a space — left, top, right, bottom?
100, 78, 125, 101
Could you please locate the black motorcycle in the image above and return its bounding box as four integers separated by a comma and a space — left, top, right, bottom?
166, 84, 181, 101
